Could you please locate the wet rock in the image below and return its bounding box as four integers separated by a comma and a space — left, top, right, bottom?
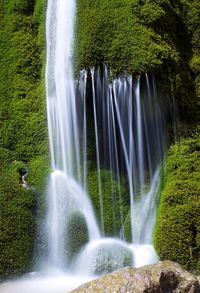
66, 211, 89, 262
72, 239, 133, 276
71, 260, 200, 293
93, 245, 132, 275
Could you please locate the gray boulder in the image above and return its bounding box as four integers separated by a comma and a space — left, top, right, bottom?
71, 260, 200, 292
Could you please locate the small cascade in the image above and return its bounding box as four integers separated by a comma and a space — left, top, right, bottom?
86, 68, 166, 245
112, 76, 135, 237
66, 67, 168, 277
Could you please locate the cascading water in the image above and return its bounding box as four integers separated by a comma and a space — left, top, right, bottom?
79, 68, 166, 269
45, 0, 100, 269
1, 1, 173, 292
43, 0, 168, 274
42, 0, 167, 272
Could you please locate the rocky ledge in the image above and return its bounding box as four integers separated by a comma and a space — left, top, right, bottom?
71, 261, 200, 293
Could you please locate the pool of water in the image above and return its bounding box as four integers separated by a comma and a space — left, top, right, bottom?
0, 274, 94, 293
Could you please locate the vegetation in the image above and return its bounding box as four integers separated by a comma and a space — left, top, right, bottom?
66, 211, 89, 263
0, 0, 199, 279
75, 0, 199, 121
75, 0, 180, 75
93, 245, 133, 275
75, 1, 200, 272
0, 158, 36, 278
154, 127, 200, 272
0, 0, 47, 279
123, 210, 132, 242
88, 169, 130, 237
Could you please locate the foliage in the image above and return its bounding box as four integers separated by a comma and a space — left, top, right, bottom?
154, 127, 200, 271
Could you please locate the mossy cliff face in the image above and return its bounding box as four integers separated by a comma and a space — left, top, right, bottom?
75, 0, 181, 74
154, 127, 200, 272
75, 0, 200, 121
178, 0, 200, 121
0, 157, 35, 278
0, 0, 48, 279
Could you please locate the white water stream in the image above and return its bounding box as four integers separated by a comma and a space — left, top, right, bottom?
45, 0, 100, 270
1, 0, 172, 292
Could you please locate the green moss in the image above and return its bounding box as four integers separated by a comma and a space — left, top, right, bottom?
0, 0, 47, 279
66, 212, 89, 262
93, 245, 133, 275
27, 156, 50, 194
88, 169, 129, 237
75, 0, 200, 121
75, 0, 181, 76
0, 161, 36, 278
154, 127, 200, 271
123, 211, 132, 242
0, 0, 199, 280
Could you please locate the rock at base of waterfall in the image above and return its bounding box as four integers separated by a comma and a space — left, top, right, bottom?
71, 260, 200, 292
91, 245, 133, 275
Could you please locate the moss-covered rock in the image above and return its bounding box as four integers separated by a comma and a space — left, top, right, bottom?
72, 260, 200, 293
74, 239, 133, 276
66, 211, 89, 263
154, 127, 200, 271
92, 244, 132, 275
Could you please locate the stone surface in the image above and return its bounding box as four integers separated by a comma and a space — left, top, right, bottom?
196, 276, 200, 285
71, 261, 200, 293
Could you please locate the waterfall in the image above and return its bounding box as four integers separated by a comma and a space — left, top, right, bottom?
86, 69, 166, 243
72, 69, 166, 273
44, 0, 167, 275
9, 0, 168, 287
45, 0, 100, 269
0, 1, 175, 292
